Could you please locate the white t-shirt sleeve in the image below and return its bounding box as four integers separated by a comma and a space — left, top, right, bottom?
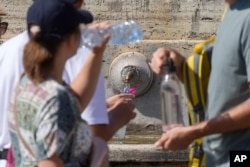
0, 31, 28, 150
63, 47, 109, 125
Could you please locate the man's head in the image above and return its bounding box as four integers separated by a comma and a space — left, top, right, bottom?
225, 0, 236, 5
33, 0, 84, 9
71, 0, 85, 9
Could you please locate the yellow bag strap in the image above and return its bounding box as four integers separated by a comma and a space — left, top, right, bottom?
221, 4, 228, 20
193, 35, 215, 55
185, 42, 213, 167
188, 138, 205, 167
184, 32, 215, 167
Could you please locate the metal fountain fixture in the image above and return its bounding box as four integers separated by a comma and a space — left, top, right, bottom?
109, 52, 153, 96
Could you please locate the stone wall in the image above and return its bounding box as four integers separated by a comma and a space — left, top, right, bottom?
1, 0, 224, 41
86, 0, 224, 40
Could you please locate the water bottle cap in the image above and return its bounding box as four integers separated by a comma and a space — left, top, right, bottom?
163, 57, 176, 73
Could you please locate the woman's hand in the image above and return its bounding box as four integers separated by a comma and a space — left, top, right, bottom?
107, 94, 136, 125
106, 93, 135, 109
91, 22, 111, 55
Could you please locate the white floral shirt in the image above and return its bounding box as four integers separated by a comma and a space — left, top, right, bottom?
8, 76, 92, 167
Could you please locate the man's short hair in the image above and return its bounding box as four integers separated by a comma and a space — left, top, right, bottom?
33, 0, 78, 3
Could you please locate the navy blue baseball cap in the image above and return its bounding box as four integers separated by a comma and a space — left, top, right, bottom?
27, 0, 93, 39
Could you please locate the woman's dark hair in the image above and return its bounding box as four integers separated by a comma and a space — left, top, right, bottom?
23, 25, 80, 84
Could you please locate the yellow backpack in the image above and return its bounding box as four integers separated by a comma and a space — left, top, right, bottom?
183, 35, 215, 167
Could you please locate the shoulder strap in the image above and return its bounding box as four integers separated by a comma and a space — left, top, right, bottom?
184, 37, 214, 167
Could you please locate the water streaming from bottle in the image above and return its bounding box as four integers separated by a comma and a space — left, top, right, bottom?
110, 1, 141, 142
113, 82, 137, 141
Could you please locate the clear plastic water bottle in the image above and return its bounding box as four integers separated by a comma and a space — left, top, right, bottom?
80, 20, 143, 48
109, 20, 143, 45
160, 58, 185, 132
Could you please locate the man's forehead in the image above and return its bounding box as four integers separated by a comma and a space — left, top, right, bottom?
0, 7, 6, 24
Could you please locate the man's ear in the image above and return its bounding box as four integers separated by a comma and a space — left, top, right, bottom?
0, 22, 8, 35
74, 0, 84, 9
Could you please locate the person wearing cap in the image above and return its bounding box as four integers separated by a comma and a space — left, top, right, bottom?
7, 0, 111, 166
0, 0, 136, 166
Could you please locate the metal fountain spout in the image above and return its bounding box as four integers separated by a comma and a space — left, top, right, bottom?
125, 71, 134, 83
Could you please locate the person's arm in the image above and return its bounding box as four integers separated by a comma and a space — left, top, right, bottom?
154, 99, 250, 150
90, 94, 136, 141
70, 22, 111, 112
38, 154, 63, 167
70, 34, 110, 111
38, 139, 109, 167
88, 136, 109, 167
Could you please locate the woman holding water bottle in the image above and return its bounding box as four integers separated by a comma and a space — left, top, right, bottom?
8, 0, 111, 166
